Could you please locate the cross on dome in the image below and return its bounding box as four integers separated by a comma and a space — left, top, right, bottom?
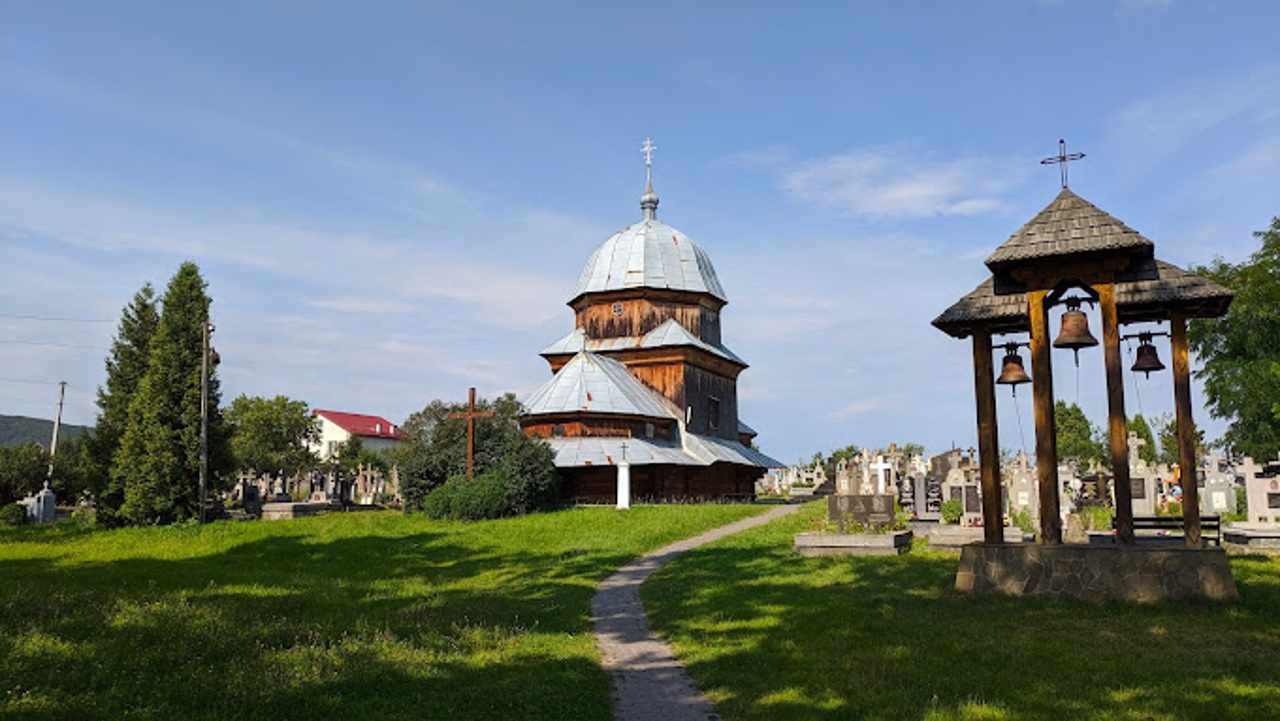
639, 137, 660, 220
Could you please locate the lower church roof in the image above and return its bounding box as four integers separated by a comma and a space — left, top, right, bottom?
544, 430, 781, 469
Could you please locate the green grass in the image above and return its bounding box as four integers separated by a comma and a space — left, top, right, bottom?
643, 501, 1280, 721
0, 505, 764, 720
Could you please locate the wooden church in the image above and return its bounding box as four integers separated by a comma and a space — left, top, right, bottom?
520, 148, 779, 501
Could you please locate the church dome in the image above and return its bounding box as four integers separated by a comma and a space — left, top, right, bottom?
570, 192, 727, 303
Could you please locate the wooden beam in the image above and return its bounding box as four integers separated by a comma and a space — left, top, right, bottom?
1028, 290, 1061, 544
1171, 312, 1202, 547
1099, 284, 1135, 545
972, 330, 1003, 543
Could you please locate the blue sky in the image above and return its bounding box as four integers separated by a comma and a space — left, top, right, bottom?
3, 1, 1278, 465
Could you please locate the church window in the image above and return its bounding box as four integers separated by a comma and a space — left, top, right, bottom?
552, 424, 565, 437
645, 422, 655, 438
708, 396, 721, 431
611, 302, 623, 316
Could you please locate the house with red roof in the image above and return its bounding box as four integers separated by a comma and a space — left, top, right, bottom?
310, 409, 406, 460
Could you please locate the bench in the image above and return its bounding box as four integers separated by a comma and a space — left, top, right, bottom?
1113, 515, 1221, 546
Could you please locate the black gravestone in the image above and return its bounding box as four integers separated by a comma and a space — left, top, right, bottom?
829, 494, 896, 526
925, 478, 942, 513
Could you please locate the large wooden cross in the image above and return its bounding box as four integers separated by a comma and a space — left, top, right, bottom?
449, 387, 494, 479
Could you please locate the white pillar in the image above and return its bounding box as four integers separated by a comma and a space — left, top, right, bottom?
616, 460, 631, 510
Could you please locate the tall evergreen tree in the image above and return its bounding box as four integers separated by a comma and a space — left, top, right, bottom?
87, 284, 159, 526
112, 263, 230, 525
1128, 413, 1158, 465
1055, 401, 1105, 467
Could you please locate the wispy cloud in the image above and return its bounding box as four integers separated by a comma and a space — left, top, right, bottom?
780, 147, 1020, 219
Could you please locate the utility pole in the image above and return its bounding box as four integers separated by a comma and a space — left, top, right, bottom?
46, 381, 66, 483
200, 323, 213, 524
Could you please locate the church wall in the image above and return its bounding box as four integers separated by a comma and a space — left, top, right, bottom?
629, 362, 686, 410
558, 463, 758, 503
683, 366, 739, 441
574, 292, 722, 344
522, 417, 673, 440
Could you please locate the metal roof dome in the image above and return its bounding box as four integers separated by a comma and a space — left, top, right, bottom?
569, 185, 727, 303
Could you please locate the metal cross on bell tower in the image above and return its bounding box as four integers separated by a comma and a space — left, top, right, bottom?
1040, 139, 1086, 189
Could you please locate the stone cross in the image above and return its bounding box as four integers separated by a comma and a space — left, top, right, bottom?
869, 455, 894, 494
448, 387, 495, 479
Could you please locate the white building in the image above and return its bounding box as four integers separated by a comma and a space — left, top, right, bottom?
310, 409, 406, 460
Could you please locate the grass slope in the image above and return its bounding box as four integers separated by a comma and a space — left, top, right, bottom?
643, 502, 1280, 721
0, 505, 763, 720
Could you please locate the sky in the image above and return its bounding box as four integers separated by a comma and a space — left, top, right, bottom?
2, 1, 1279, 466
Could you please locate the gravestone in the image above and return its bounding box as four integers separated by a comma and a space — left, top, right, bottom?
924, 477, 943, 514
18, 484, 56, 524
829, 494, 896, 526
898, 475, 917, 514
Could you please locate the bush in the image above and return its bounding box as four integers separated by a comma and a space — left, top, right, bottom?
422, 476, 462, 519
1077, 505, 1113, 531
940, 499, 964, 524
0, 502, 28, 527
1010, 507, 1036, 535
450, 468, 510, 520
423, 469, 518, 521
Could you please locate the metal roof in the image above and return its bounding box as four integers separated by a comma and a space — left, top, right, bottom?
539, 319, 746, 365
985, 188, 1154, 271
543, 431, 782, 469
570, 219, 727, 302
522, 351, 677, 420
933, 259, 1234, 338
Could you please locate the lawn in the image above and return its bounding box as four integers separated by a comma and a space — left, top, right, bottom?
0, 505, 764, 720
643, 501, 1280, 721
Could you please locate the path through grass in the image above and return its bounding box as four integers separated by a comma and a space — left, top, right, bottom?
643, 502, 1280, 721
1, 505, 763, 720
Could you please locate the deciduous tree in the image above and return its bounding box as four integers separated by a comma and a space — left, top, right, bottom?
1188, 217, 1280, 460
1055, 401, 1105, 467
226, 395, 319, 477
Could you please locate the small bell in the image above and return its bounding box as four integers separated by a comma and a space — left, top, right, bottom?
1053, 298, 1098, 366
1131, 334, 1165, 377
996, 348, 1031, 387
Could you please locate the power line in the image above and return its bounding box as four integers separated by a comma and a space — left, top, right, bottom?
0, 376, 65, 385
0, 339, 110, 351
0, 312, 114, 323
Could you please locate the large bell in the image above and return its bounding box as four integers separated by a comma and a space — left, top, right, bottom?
1053, 301, 1099, 351
996, 349, 1031, 386
1131, 335, 1166, 377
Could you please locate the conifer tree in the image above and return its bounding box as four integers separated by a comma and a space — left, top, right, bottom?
112, 263, 230, 524
87, 284, 159, 526
1128, 413, 1158, 465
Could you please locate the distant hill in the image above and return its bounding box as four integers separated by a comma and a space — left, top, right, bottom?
0, 414, 91, 448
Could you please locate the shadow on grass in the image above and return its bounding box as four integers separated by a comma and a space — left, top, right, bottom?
0, 523, 631, 720
644, 522, 1280, 721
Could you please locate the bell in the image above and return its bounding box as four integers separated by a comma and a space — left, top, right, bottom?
1131, 336, 1165, 377
1053, 301, 1099, 351
996, 350, 1031, 386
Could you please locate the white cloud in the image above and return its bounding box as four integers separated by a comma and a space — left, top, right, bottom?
780, 147, 1020, 219
309, 297, 417, 314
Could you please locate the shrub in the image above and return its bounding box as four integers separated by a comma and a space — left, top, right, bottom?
1010, 508, 1036, 535
422, 476, 462, 519
940, 499, 964, 524
1078, 505, 1113, 531
0, 502, 28, 527
449, 468, 510, 520
1159, 500, 1183, 517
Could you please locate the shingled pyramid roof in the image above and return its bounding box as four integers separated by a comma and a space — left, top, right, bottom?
985, 188, 1154, 272
932, 259, 1234, 338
